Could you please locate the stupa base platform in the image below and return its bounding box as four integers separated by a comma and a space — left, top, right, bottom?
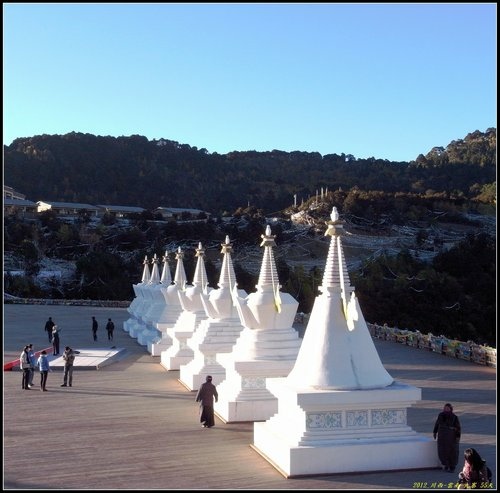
252, 379, 439, 477
215, 395, 278, 423
149, 337, 173, 356
213, 359, 296, 422
179, 360, 227, 391
137, 327, 160, 347
123, 318, 137, 333
251, 434, 438, 478
160, 350, 194, 371
128, 322, 147, 339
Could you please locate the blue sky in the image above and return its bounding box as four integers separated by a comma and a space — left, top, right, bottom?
3, 3, 496, 162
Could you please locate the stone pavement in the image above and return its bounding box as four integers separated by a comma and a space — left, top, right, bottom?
3, 303, 496, 490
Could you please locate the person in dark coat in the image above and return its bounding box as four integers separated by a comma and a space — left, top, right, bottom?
92, 316, 98, 341
44, 317, 55, 342
106, 318, 115, 341
195, 375, 219, 428
433, 403, 461, 472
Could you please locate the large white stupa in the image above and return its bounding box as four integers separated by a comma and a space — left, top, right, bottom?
252, 207, 438, 476
179, 236, 246, 390
214, 225, 302, 423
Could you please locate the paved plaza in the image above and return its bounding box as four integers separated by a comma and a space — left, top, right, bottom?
3, 303, 496, 490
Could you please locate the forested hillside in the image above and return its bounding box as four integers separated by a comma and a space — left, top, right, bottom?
3, 128, 496, 346
3, 128, 496, 214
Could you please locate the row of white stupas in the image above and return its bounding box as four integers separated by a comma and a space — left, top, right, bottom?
122, 207, 438, 477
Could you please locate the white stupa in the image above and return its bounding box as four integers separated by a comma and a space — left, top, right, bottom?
252, 207, 438, 477
129, 254, 161, 342
137, 254, 166, 346
150, 247, 186, 356
142, 251, 172, 350
123, 256, 150, 333
214, 225, 302, 422
179, 236, 247, 390
160, 243, 211, 370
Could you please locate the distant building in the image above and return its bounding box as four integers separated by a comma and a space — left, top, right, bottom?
4, 197, 38, 218
4, 184, 212, 222
155, 207, 211, 222
96, 204, 146, 218
37, 201, 100, 217
3, 185, 26, 200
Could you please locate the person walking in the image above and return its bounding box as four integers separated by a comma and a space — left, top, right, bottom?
433, 403, 461, 472
44, 316, 55, 342
195, 375, 219, 428
20, 345, 32, 390
92, 316, 99, 341
61, 346, 76, 387
106, 318, 115, 341
27, 344, 36, 388
36, 350, 50, 391
52, 326, 61, 355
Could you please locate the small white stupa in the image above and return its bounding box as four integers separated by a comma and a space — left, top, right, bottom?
123, 261, 143, 328
129, 254, 161, 342
150, 247, 186, 356
123, 256, 150, 333
137, 254, 168, 346
214, 225, 302, 423
179, 236, 247, 390
160, 243, 211, 370
252, 207, 438, 477
145, 250, 174, 354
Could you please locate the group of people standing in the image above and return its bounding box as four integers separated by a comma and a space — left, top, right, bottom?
20, 340, 76, 392
91, 316, 115, 341
20, 344, 51, 391
433, 403, 492, 488
25, 314, 116, 392
46, 315, 115, 347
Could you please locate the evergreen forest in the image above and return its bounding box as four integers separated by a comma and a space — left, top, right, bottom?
4, 128, 496, 214
3, 129, 497, 347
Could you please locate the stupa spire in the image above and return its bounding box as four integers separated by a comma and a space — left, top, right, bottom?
141, 255, 150, 284
256, 225, 280, 292
217, 236, 237, 290
320, 207, 354, 314
160, 250, 172, 285
149, 254, 161, 285
173, 247, 187, 290
192, 242, 208, 291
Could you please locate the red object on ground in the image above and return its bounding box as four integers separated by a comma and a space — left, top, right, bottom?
3, 347, 53, 371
